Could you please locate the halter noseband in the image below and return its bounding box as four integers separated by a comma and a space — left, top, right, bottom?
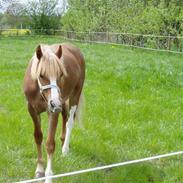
37, 77, 61, 102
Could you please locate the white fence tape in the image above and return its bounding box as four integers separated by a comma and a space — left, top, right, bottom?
15, 151, 183, 183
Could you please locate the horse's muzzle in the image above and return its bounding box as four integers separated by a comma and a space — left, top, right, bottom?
49, 99, 62, 113
50, 107, 62, 113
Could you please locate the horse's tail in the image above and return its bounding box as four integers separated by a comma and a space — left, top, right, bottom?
75, 90, 85, 128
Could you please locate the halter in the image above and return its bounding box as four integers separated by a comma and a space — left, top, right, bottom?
37, 77, 61, 103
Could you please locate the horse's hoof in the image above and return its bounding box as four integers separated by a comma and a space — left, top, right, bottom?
35, 171, 45, 178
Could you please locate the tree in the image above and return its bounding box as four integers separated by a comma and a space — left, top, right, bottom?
61, 0, 183, 37
6, 2, 23, 16
4, 2, 25, 28
0, 0, 18, 12
25, 0, 65, 32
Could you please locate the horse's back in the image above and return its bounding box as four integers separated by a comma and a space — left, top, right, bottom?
51, 43, 85, 67
52, 43, 85, 82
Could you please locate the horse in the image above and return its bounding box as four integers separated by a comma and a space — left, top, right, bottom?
23, 43, 85, 183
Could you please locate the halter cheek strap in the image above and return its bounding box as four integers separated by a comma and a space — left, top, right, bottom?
37, 77, 61, 102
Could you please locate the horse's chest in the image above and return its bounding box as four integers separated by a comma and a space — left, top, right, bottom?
32, 97, 47, 113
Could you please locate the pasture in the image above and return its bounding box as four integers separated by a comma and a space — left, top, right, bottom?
0, 36, 183, 183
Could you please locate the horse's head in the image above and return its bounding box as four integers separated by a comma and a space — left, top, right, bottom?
31, 44, 67, 113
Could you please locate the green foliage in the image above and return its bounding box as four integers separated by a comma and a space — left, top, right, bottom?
1, 0, 183, 37
61, 0, 183, 36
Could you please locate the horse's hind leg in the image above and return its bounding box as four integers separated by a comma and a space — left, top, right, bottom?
62, 104, 77, 156
62, 89, 82, 156
28, 103, 44, 178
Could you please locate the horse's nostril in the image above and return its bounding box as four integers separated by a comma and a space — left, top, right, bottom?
50, 100, 55, 108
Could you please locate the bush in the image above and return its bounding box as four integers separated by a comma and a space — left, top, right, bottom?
1, 29, 31, 36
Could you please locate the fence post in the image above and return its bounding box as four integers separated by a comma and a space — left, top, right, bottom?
167, 35, 171, 50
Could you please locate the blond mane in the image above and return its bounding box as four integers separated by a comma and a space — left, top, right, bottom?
31, 45, 67, 80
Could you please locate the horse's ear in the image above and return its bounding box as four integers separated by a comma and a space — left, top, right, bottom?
56, 45, 62, 59
36, 45, 43, 60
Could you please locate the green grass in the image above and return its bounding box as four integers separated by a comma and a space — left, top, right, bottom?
0, 36, 183, 183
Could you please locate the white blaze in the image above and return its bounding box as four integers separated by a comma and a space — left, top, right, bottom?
50, 79, 59, 100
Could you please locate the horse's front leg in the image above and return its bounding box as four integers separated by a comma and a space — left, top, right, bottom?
28, 103, 44, 178
62, 105, 77, 156
60, 103, 68, 146
45, 112, 59, 183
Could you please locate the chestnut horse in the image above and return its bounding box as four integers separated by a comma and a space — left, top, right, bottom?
23, 43, 85, 183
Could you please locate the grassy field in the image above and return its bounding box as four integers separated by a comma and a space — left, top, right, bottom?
0, 36, 183, 183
